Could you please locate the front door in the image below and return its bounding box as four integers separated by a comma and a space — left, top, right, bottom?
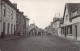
3, 22, 5, 34
75, 25, 77, 39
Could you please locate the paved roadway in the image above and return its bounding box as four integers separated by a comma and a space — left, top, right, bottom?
0, 35, 80, 51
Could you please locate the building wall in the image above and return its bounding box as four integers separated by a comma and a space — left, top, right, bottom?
26, 19, 29, 27
58, 28, 61, 36
77, 23, 80, 40
26, 19, 29, 34
0, 0, 1, 35
0, 0, 1, 20
64, 5, 80, 40
16, 12, 26, 35
77, 23, 80, 37
54, 21, 60, 36
29, 24, 35, 31
16, 13, 21, 34
0, 23, 1, 35
1, 1, 16, 35
63, 5, 71, 26
72, 24, 77, 39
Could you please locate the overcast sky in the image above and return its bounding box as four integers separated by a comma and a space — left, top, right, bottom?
10, 0, 80, 29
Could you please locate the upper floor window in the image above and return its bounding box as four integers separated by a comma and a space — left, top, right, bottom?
14, 12, 16, 19
11, 10, 13, 19
72, 11, 78, 17
7, 8, 10, 18
3, 6, 6, 17
66, 15, 68, 20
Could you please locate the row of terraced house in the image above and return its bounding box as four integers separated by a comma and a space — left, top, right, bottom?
47, 3, 80, 41
0, 0, 29, 38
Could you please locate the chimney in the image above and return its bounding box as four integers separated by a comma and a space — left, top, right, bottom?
17, 9, 19, 11
25, 16, 27, 18
13, 3, 17, 8
21, 12, 24, 15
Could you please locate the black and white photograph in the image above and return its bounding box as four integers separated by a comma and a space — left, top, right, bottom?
0, 0, 80, 51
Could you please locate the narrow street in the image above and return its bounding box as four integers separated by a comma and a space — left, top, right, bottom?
0, 35, 80, 51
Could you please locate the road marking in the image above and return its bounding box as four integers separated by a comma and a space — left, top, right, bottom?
0, 49, 1, 51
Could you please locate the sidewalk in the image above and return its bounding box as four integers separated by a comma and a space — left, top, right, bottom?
0, 35, 27, 41
56, 35, 80, 45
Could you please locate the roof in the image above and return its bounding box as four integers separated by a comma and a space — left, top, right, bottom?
25, 16, 30, 20
60, 18, 63, 24
63, 3, 80, 22
67, 3, 80, 12
2, 0, 25, 17
63, 3, 80, 17
54, 18, 61, 22
2, 0, 17, 10
53, 17, 59, 23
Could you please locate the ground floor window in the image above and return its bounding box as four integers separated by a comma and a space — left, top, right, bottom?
7, 23, 10, 34
3, 22, 6, 34
67, 25, 72, 34
61, 27, 64, 34
11, 24, 13, 34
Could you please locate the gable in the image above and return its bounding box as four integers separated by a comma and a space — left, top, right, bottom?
63, 4, 70, 22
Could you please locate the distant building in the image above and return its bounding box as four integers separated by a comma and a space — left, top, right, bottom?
45, 22, 54, 35
16, 11, 26, 36
25, 17, 30, 35
29, 23, 38, 36
53, 17, 61, 36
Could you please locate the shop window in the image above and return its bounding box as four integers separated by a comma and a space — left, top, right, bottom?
11, 24, 13, 34
67, 25, 72, 34
7, 23, 10, 34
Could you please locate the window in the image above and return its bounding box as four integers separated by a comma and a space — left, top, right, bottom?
11, 10, 13, 19
63, 28, 64, 33
11, 24, 13, 34
7, 23, 10, 34
72, 11, 78, 17
7, 8, 10, 18
70, 25, 72, 34
14, 12, 16, 19
3, 22, 6, 34
66, 15, 68, 20
14, 25, 15, 32
67, 25, 72, 34
3, 6, 6, 17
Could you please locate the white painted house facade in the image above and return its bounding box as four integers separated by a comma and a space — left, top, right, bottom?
0, 0, 16, 37
53, 18, 61, 36
61, 3, 80, 40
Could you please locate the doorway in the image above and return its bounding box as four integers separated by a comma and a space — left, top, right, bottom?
3, 22, 5, 34
75, 25, 77, 39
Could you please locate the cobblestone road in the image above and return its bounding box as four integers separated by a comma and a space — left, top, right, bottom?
0, 35, 80, 51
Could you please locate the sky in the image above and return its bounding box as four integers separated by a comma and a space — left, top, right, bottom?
10, 0, 80, 29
